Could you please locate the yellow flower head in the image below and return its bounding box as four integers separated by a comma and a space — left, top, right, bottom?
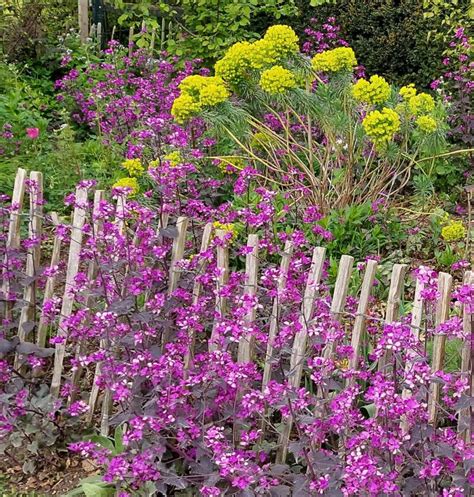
352, 75, 391, 105
213, 221, 237, 240
259, 65, 297, 95
362, 107, 400, 147
408, 93, 435, 116
171, 93, 202, 124
441, 221, 466, 242
179, 75, 224, 96
121, 158, 144, 177
249, 39, 280, 70
172, 74, 228, 122
199, 82, 229, 106
311, 47, 357, 73
263, 25, 299, 57
399, 84, 417, 100
217, 156, 245, 174
415, 115, 437, 133
215, 41, 253, 83
164, 151, 183, 167
113, 177, 139, 195
441, 220, 466, 242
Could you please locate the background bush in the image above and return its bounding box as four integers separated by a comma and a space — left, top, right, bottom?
294, 0, 446, 88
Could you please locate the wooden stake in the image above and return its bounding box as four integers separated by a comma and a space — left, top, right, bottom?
276, 246, 326, 463
69, 191, 105, 401
427, 272, 453, 425
400, 275, 425, 432
458, 271, 473, 441
36, 213, 62, 349
262, 241, 294, 389
78, 0, 89, 44
168, 217, 189, 295
323, 254, 354, 360
50, 187, 88, 398
378, 263, 408, 372
348, 259, 378, 379
237, 235, 259, 363
128, 26, 134, 57
209, 230, 230, 352
184, 223, 213, 369
1, 168, 27, 316
15, 171, 43, 368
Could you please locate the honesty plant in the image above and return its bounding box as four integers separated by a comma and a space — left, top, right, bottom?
1, 174, 472, 495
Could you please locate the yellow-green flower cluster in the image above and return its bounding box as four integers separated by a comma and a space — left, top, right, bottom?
213, 221, 237, 241
399, 84, 417, 100
362, 107, 400, 147
249, 39, 281, 70
408, 92, 435, 116
311, 47, 357, 73
415, 115, 437, 133
215, 42, 254, 82
251, 131, 274, 150
215, 25, 299, 83
441, 220, 466, 242
171, 75, 229, 123
121, 158, 144, 177
164, 151, 183, 166
217, 156, 245, 174
113, 177, 139, 195
352, 75, 391, 105
259, 65, 297, 95
263, 25, 299, 57
171, 93, 202, 124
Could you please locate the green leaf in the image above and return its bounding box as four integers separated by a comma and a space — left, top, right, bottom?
361, 403, 376, 418
114, 425, 124, 454
90, 434, 115, 452
82, 483, 115, 497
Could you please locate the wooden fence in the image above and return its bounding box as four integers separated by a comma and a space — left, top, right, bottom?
1, 168, 472, 461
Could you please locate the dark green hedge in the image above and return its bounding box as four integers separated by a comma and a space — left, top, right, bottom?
290, 0, 446, 89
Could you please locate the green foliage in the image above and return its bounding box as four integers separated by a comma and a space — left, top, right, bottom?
0, 0, 77, 63
320, 203, 406, 261
106, 0, 299, 61
0, 60, 120, 212
295, 0, 446, 88
423, 0, 474, 42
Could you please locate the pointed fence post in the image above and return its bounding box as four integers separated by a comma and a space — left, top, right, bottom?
184, 223, 213, 370
347, 259, 378, 384
276, 246, 326, 464
16, 172, 43, 365
322, 254, 354, 361
378, 264, 408, 372
36, 213, 62, 349
400, 274, 425, 433
237, 234, 259, 364
209, 230, 230, 352
50, 186, 88, 398
168, 217, 189, 295
262, 240, 294, 389
428, 272, 453, 425
1, 168, 27, 320
458, 271, 473, 442
69, 190, 105, 402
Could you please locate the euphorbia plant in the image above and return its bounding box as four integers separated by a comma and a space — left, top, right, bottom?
170, 24, 468, 214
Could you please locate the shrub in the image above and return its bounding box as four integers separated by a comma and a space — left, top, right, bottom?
172, 25, 462, 214
295, 0, 445, 88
